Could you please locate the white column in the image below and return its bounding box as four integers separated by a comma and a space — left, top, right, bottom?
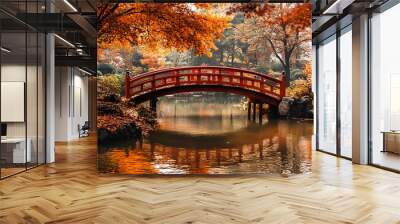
88, 77, 97, 132
55, 67, 73, 141
46, 33, 55, 163
312, 45, 317, 151
352, 14, 369, 164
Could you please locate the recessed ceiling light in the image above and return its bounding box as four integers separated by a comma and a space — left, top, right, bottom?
63, 0, 78, 12
54, 34, 75, 48
78, 67, 92, 76
1, 47, 11, 53
322, 0, 355, 15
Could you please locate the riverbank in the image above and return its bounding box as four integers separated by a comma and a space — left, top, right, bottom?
97, 95, 158, 144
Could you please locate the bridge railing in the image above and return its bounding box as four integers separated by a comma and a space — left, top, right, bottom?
125, 66, 286, 99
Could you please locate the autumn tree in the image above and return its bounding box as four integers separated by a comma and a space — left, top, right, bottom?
219, 14, 249, 67
141, 53, 166, 71
231, 15, 271, 70
231, 3, 312, 84
97, 3, 229, 57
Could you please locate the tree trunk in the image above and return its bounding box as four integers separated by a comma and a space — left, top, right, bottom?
284, 56, 291, 86
231, 42, 235, 66
254, 51, 257, 67
284, 64, 291, 86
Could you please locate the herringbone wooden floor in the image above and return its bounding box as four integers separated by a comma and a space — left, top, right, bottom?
1, 136, 400, 224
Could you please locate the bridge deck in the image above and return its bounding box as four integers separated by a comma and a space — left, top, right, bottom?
125, 66, 286, 103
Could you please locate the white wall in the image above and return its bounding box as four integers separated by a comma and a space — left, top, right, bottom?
55, 66, 70, 141
1, 65, 26, 138
55, 66, 89, 141
72, 72, 89, 138
1, 65, 43, 138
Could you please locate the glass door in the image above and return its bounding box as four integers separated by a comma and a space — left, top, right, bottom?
317, 35, 337, 154
370, 3, 400, 171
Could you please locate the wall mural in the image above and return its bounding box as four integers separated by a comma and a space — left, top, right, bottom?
97, 3, 313, 175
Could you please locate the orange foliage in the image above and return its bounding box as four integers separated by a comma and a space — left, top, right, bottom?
97, 3, 229, 56
141, 54, 166, 71
228, 3, 273, 16
303, 61, 312, 88
303, 62, 312, 78
286, 61, 313, 98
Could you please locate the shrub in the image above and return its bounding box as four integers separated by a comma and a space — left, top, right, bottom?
255, 66, 269, 74
97, 119, 141, 144
98, 74, 123, 96
286, 82, 312, 99
97, 102, 123, 116
103, 94, 121, 103
291, 68, 304, 80
136, 106, 157, 127
271, 61, 283, 72
98, 63, 116, 75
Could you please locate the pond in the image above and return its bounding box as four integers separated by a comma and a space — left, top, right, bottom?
98, 93, 313, 176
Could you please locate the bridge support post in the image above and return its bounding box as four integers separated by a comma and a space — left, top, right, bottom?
150, 97, 158, 113
252, 102, 256, 122
258, 103, 263, 124
247, 101, 251, 120
268, 106, 279, 119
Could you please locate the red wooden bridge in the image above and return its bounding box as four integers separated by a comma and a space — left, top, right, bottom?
125, 66, 286, 107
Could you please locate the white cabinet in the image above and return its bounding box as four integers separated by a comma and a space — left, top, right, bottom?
1, 138, 32, 163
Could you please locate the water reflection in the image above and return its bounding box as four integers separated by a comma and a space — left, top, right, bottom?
98, 116, 313, 176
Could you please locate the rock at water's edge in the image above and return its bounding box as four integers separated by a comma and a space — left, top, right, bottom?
278, 96, 313, 118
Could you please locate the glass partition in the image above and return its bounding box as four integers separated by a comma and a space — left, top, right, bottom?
370, 4, 400, 171
0, 1, 46, 179
1, 30, 28, 178
339, 26, 352, 158
317, 35, 337, 154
